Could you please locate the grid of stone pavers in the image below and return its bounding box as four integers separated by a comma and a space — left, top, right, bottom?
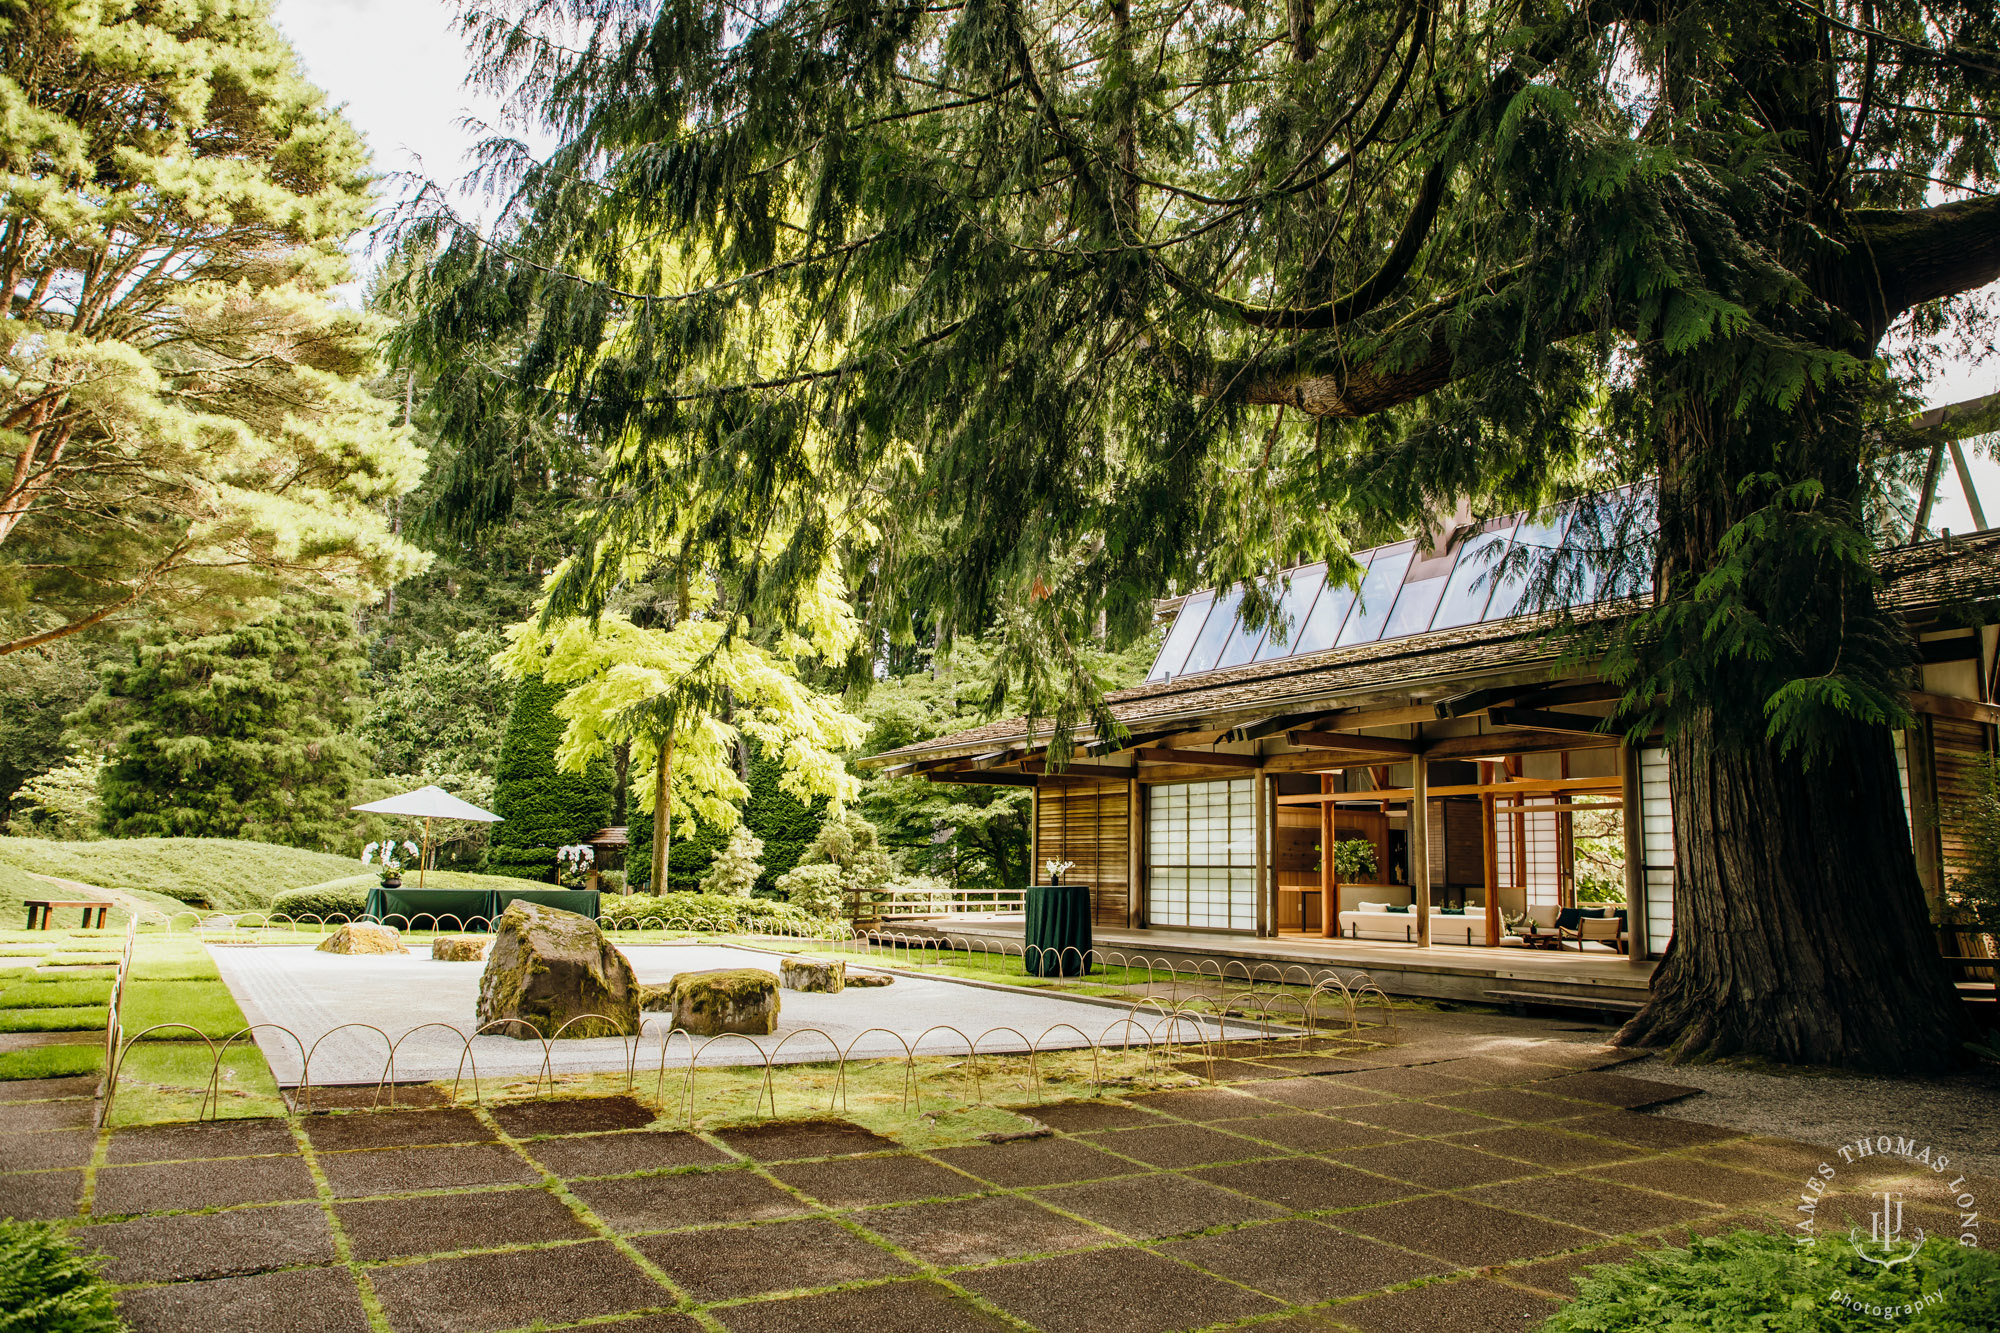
4, 1010, 1981, 1333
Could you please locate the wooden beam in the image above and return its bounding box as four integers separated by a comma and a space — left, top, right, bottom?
1487, 706, 1614, 736
1906, 689, 2000, 727
1279, 777, 1621, 804
1135, 747, 1261, 769
1231, 711, 1343, 743
1083, 728, 1178, 758
1021, 758, 1138, 779
1432, 686, 1522, 720
1288, 730, 1421, 755
927, 771, 1040, 787
969, 747, 1023, 769
1411, 755, 1431, 947
1422, 728, 1618, 761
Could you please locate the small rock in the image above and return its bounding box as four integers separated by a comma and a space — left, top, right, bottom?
431, 937, 487, 962
316, 923, 408, 956
667, 968, 780, 1036
846, 972, 894, 988
477, 900, 640, 1039
779, 957, 845, 993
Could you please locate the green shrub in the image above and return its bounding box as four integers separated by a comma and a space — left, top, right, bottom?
1538, 1228, 2000, 1331
268, 884, 369, 921
488, 676, 613, 882
629, 736, 826, 893
597, 891, 824, 933
0, 1219, 123, 1333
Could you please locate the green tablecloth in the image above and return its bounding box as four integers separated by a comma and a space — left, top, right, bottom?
1024, 883, 1092, 976
363, 886, 600, 929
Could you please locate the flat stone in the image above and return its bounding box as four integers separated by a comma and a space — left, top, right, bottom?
1590, 1155, 1790, 1207
490, 1095, 655, 1136
429, 937, 487, 962
477, 900, 641, 1039
92, 1155, 318, 1216
0, 1098, 94, 1131
1502, 1242, 1639, 1296
930, 1136, 1145, 1188
1214, 1112, 1406, 1153
958, 1246, 1283, 1333
368, 1239, 668, 1333
316, 924, 407, 955
715, 1280, 1012, 1332
633, 1217, 914, 1301
1334, 1066, 1485, 1097
844, 972, 893, 987
1239, 1078, 1397, 1112
80, 1202, 335, 1282
857, 1193, 1109, 1264
779, 956, 844, 993
1430, 1086, 1599, 1123
1033, 1172, 1284, 1241
1567, 1110, 1742, 1151
0, 1167, 81, 1220
303, 1107, 491, 1152
1332, 1194, 1600, 1265
715, 1118, 895, 1161
0, 1126, 95, 1170
1031, 1100, 1162, 1132
0, 1075, 99, 1100
1331, 1275, 1558, 1333
1533, 1070, 1703, 1108
769, 1154, 981, 1208
108, 1118, 296, 1164
1463, 1173, 1717, 1234
1331, 1140, 1543, 1190
1336, 1101, 1498, 1136
337, 1185, 594, 1260
571, 1166, 810, 1232
1441, 1123, 1646, 1168
1122, 1087, 1271, 1121
1189, 1157, 1421, 1212
116, 1266, 370, 1333
1086, 1122, 1284, 1169
288, 1084, 450, 1112
1161, 1217, 1448, 1302
665, 967, 780, 1036
523, 1129, 729, 1179
317, 1144, 541, 1197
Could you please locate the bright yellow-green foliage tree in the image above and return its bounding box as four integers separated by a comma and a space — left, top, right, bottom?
495, 568, 865, 893
0, 0, 427, 656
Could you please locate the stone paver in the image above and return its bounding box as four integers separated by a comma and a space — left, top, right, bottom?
2, 1003, 1860, 1332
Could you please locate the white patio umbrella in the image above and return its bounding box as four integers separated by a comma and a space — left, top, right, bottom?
350, 785, 502, 888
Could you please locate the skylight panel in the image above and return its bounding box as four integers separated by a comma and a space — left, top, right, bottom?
1252, 564, 1330, 661
1147, 590, 1215, 681
1336, 542, 1416, 646
1177, 584, 1247, 675
1482, 510, 1571, 620
1290, 552, 1372, 656
1430, 520, 1520, 630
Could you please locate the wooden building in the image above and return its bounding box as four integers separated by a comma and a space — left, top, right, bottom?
862, 515, 2000, 964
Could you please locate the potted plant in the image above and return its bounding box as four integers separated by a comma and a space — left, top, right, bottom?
363, 840, 419, 889
556, 843, 596, 889
1043, 859, 1075, 886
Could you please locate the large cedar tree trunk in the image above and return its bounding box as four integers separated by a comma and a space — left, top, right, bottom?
1617, 389, 1967, 1071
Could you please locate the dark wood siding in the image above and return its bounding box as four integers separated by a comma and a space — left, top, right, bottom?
1935, 716, 1994, 888
1036, 785, 1132, 925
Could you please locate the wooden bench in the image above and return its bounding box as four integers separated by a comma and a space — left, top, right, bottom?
22, 899, 110, 930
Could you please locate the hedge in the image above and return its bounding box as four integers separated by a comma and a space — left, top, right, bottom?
596, 891, 830, 933
267, 885, 370, 921
488, 676, 614, 882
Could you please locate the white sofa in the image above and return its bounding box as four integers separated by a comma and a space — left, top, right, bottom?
1336, 901, 1498, 944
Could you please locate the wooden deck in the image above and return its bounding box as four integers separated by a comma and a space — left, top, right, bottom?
882, 914, 1654, 1008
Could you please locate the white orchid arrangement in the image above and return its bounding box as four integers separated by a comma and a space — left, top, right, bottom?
363, 841, 421, 882
1043, 859, 1075, 883
556, 844, 596, 887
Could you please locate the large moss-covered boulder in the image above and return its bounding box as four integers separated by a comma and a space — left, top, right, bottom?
638, 983, 673, 1012
779, 957, 844, 993
667, 968, 780, 1036
317, 923, 407, 955
431, 937, 487, 962
476, 900, 639, 1039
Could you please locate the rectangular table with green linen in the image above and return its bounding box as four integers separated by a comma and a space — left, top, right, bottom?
363, 887, 600, 928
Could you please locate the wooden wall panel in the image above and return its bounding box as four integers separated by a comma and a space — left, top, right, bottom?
1934, 717, 1994, 888
1036, 784, 1132, 926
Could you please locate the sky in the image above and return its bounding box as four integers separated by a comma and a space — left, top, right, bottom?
272, 0, 2000, 532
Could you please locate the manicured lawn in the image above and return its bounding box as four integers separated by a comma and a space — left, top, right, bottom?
118, 978, 254, 1040
0, 977, 114, 1008
0, 1005, 107, 1032
107, 1042, 285, 1124
0, 1044, 102, 1081
288, 869, 566, 897
0, 836, 360, 913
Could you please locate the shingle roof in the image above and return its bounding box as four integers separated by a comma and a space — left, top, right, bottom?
860, 531, 2000, 767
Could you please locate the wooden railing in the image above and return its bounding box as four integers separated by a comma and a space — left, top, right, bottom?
874, 889, 1027, 919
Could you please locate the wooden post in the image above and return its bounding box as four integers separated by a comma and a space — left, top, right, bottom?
1319, 774, 1336, 937
1906, 719, 1945, 917
1254, 769, 1270, 938
1029, 784, 1041, 886
1481, 762, 1500, 947
1411, 754, 1431, 947
650, 739, 673, 895
1620, 743, 1648, 966
1126, 778, 1141, 929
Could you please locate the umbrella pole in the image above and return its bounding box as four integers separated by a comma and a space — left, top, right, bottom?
421, 817, 431, 889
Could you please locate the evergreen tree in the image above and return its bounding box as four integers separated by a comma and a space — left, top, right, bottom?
699, 825, 764, 898
775, 809, 894, 921
74, 606, 372, 849
628, 736, 829, 893
403, 0, 2000, 1070
487, 676, 614, 881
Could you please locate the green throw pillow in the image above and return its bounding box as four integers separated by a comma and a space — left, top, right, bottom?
1386, 904, 1410, 914
1440, 906, 1465, 915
